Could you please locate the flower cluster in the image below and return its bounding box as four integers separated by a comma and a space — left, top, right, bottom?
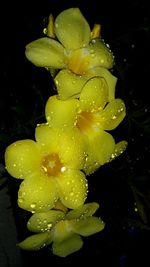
4, 8, 127, 257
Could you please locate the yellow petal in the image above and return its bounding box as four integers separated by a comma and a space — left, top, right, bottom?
18, 172, 58, 212
58, 128, 86, 170
25, 37, 66, 68
35, 124, 60, 153
110, 140, 128, 161
73, 216, 105, 236
54, 69, 89, 100
45, 95, 78, 127
52, 234, 83, 257
35, 125, 86, 169
89, 66, 117, 101
58, 169, 88, 209
84, 130, 115, 175
18, 232, 52, 250
52, 220, 74, 243
54, 8, 90, 50
5, 140, 40, 179
79, 77, 108, 111
27, 210, 65, 232
86, 38, 114, 69
65, 202, 100, 220
97, 99, 126, 130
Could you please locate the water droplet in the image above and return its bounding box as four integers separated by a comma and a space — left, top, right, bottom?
30, 203, 36, 209
61, 166, 66, 172
55, 79, 59, 85
70, 192, 74, 197
55, 23, 58, 28
112, 115, 117, 120
18, 198, 23, 204
47, 223, 52, 229
91, 39, 96, 44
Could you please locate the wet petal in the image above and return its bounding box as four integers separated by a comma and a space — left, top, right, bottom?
80, 77, 108, 111
5, 140, 40, 179
89, 66, 117, 101
36, 125, 86, 169
58, 169, 88, 209
25, 37, 66, 68
73, 216, 105, 236
110, 140, 128, 161
18, 232, 52, 250
52, 234, 83, 257
35, 124, 60, 152
18, 172, 58, 212
58, 128, 86, 170
45, 95, 78, 127
54, 8, 90, 50
52, 220, 74, 243
27, 210, 65, 232
65, 202, 99, 220
54, 69, 88, 100
97, 99, 126, 130
86, 38, 114, 69
84, 130, 115, 175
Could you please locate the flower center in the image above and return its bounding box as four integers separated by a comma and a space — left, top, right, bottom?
41, 153, 63, 177
76, 111, 94, 132
67, 49, 90, 75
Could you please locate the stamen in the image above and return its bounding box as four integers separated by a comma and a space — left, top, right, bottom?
91, 24, 101, 39
76, 111, 94, 132
41, 153, 63, 176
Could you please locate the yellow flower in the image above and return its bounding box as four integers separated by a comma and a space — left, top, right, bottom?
25, 8, 116, 99
18, 202, 105, 257
5, 125, 88, 212
45, 77, 127, 175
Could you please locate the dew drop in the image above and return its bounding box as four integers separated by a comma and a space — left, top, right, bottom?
55, 80, 59, 85
47, 223, 52, 229
30, 203, 36, 209
91, 39, 96, 44
18, 198, 23, 204
70, 192, 74, 197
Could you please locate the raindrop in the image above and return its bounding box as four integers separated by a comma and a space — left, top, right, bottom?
112, 115, 117, 120
70, 192, 74, 197
47, 223, 52, 229
18, 198, 23, 204
30, 203, 36, 209
91, 39, 96, 44
55, 80, 59, 85
61, 166, 66, 172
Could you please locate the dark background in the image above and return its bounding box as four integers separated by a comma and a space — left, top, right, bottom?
0, 0, 150, 266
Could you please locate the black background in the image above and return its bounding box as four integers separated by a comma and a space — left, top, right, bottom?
1, 1, 150, 266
